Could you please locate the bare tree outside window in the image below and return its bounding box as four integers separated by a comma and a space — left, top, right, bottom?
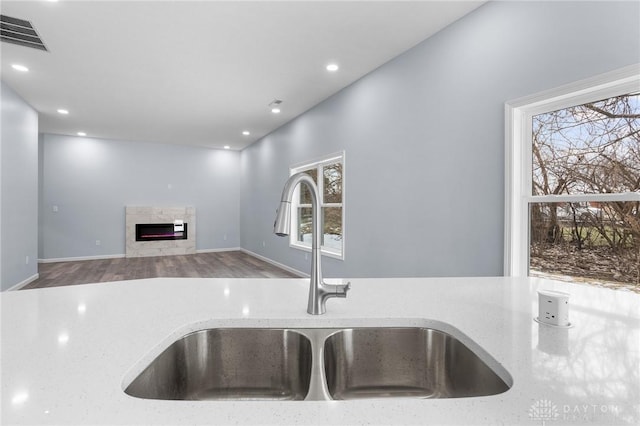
530, 94, 640, 290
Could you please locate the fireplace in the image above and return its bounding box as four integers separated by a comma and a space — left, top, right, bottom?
135, 222, 188, 242
126, 206, 195, 257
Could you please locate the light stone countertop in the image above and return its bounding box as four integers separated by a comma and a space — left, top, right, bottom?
1, 276, 639, 425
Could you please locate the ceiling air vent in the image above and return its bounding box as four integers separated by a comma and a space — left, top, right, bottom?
1, 15, 47, 51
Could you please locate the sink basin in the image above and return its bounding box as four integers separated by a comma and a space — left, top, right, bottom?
323, 327, 510, 400
125, 325, 510, 401
124, 328, 312, 401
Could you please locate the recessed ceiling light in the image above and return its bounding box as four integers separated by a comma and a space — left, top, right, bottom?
11, 64, 29, 72
57, 109, 69, 115
223, 145, 230, 150
326, 63, 339, 72
242, 131, 250, 136
268, 99, 282, 114
77, 132, 86, 136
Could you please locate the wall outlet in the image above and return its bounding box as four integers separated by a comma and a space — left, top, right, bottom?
262, 241, 266, 247
25, 255, 29, 265
95, 240, 101, 246
304, 253, 308, 260
52, 205, 58, 212
223, 234, 227, 241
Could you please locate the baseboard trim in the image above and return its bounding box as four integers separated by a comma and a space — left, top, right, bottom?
38, 254, 126, 263
196, 247, 241, 254
240, 248, 308, 278
38, 248, 241, 263
6, 273, 39, 291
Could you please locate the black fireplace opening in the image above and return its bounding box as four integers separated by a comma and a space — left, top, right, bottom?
136, 223, 188, 242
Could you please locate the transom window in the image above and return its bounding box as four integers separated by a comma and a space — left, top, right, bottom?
290, 152, 345, 259
505, 66, 640, 290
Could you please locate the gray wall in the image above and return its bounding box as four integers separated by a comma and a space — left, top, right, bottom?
40, 134, 240, 260
240, 1, 640, 278
1, 81, 39, 290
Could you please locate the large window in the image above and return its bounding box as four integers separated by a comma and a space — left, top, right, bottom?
290, 152, 345, 259
505, 66, 640, 290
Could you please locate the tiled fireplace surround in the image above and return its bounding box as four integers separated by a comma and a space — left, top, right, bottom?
125, 206, 196, 258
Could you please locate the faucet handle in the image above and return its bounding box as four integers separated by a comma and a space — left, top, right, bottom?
332, 281, 350, 297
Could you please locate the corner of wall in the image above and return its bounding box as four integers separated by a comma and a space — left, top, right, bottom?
1, 81, 39, 291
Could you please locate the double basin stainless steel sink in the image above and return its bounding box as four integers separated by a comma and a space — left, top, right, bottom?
124, 327, 511, 401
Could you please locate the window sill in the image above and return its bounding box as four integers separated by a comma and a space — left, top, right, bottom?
290, 242, 344, 261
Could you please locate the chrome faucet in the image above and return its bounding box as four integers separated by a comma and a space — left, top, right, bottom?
274, 172, 350, 315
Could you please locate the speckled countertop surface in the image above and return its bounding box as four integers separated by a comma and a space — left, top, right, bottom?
1, 277, 639, 425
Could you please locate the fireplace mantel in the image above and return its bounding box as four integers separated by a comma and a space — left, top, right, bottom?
125, 206, 196, 258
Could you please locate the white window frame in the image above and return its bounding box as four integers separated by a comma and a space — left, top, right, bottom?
504, 64, 640, 277
289, 151, 345, 260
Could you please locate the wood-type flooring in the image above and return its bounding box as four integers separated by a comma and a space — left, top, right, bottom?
23, 251, 299, 290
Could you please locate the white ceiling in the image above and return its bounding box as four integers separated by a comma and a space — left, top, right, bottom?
1, 1, 483, 150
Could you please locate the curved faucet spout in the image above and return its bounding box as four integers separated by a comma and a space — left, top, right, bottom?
273, 172, 350, 315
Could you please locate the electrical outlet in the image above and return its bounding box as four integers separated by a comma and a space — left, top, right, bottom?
95, 240, 101, 246
262, 241, 266, 247
537, 290, 570, 326
223, 234, 227, 241
25, 255, 29, 265
304, 253, 308, 260
52, 205, 58, 212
